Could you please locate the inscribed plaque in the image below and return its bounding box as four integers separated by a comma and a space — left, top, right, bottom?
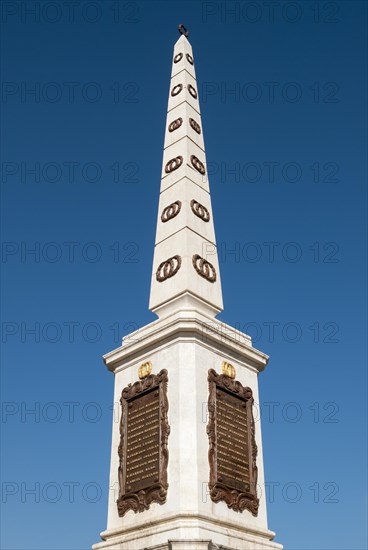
117, 369, 169, 517
207, 368, 259, 515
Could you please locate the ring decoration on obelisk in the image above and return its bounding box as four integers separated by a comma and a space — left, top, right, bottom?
168, 117, 183, 132
161, 201, 182, 223
189, 117, 201, 134
190, 199, 210, 222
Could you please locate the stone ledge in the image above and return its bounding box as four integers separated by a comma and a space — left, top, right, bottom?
93, 512, 282, 550
103, 308, 268, 374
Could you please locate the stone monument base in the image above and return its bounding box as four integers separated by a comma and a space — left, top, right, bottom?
93, 513, 282, 550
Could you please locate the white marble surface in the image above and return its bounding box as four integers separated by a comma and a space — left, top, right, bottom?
160, 138, 208, 188
151, 32, 221, 318
149, 230, 223, 314
164, 102, 205, 151
168, 69, 200, 114
171, 35, 196, 80
155, 178, 215, 246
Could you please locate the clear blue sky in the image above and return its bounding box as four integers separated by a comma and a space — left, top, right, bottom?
1, 1, 367, 549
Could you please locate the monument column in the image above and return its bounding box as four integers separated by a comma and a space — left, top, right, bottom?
93, 26, 282, 550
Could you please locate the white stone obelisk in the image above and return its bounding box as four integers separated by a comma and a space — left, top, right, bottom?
93, 29, 282, 550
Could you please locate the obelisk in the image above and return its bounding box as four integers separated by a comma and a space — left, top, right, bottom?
93, 25, 282, 550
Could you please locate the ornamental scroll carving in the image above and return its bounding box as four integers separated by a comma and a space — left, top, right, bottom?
117, 370, 170, 517
156, 255, 182, 282
190, 199, 210, 222
206, 369, 259, 516
192, 254, 216, 282
161, 200, 182, 222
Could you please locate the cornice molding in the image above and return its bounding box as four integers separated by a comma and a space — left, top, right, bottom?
103, 311, 268, 374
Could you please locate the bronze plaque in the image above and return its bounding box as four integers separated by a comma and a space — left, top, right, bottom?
207, 369, 259, 516
125, 389, 160, 492
216, 387, 250, 492
117, 370, 169, 517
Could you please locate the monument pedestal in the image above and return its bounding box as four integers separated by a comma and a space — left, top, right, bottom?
92, 310, 282, 550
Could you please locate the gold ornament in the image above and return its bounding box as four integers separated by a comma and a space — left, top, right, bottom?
138, 361, 152, 379
221, 361, 236, 379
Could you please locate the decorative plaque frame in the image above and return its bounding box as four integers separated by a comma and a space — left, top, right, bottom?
117, 369, 169, 516
207, 368, 259, 516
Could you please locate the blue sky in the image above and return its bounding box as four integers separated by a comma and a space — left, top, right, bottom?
1, 1, 367, 549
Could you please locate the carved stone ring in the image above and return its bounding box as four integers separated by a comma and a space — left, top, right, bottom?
161, 200, 182, 222
192, 254, 216, 283
178, 24, 189, 37
174, 53, 183, 63
171, 84, 183, 97
168, 117, 183, 132
190, 155, 206, 175
189, 117, 201, 134
186, 53, 194, 65
165, 156, 183, 173
190, 199, 210, 222
156, 255, 182, 282
188, 84, 197, 99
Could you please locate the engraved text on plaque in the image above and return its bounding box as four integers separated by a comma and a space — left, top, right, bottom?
117, 369, 169, 517
207, 368, 259, 515
126, 389, 160, 493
